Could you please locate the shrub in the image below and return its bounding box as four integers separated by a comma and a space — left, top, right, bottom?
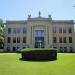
21, 48, 57, 61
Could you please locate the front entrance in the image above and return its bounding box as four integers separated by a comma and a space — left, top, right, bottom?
34, 30, 44, 48
35, 37, 44, 48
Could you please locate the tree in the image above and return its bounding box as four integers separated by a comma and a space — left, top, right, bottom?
0, 19, 4, 49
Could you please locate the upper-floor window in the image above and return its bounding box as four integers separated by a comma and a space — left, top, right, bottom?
59, 37, 62, 43
63, 37, 67, 43
13, 28, 16, 33
59, 27, 62, 33
63, 28, 66, 33
53, 37, 57, 43
8, 28, 11, 34
13, 37, 16, 43
53, 27, 56, 33
23, 37, 26, 43
68, 27, 72, 33
69, 37, 72, 43
23, 28, 27, 33
7, 37, 11, 43
17, 37, 20, 43
17, 28, 21, 33
35, 30, 44, 37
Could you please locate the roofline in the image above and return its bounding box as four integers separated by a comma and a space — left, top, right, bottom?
52, 20, 74, 24
5, 20, 27, 24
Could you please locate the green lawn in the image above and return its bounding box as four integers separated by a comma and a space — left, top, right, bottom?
0, 53, 75, 75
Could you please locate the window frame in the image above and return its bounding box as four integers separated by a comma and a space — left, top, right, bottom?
17, 37, 20, 43
13, 37, 16, 43
7, 37, 11, 43
69, 37, 72, 43
59, 27, 62, 33
53, 37, 57, 43
8, 28, 11, 34
23, 37, 26, 43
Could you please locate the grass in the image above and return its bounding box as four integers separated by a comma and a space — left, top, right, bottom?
0, 53, 75, 75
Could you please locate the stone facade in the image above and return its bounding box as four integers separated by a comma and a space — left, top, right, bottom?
4, 13, 75, 52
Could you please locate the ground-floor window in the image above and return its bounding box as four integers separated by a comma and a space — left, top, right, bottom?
53, 37, 57, 43
69, 47, 73, 52
17, 47, 20, 51
23, 47, 26, 49
7, 47, 10, 52
53, 47, 57, 49
63, 47, 67, 52
13, 47, 16, 52
60, 47, 63, 52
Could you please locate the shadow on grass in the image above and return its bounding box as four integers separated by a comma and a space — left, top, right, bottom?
19, 58, 57, 62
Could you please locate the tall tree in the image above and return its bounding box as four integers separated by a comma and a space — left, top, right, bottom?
0, 19, 4, 49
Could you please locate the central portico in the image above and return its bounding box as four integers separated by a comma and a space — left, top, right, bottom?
26, 12, 53, 48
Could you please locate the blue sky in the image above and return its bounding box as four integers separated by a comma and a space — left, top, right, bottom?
0, 0, 75, 21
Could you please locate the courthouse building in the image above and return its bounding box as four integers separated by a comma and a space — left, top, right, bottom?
4, 12, 75, 52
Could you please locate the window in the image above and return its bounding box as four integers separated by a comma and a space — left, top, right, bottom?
69, 37, 72, 43
59, 27, 62, 33
23, 28, 27, 33
13, 28, 16, 33
23, 47, 26, 49
64, 47, 67, 52
53, 37, 57, 43
59, 37, 62, 43
17, 37, 20, 43
7, 37, 11, 43
23, 37, 26, 43
53, 27, 56, 33
63, 37, 67, 43
53, 47, 57, 49
8, 28, 11, 34
68, 27, 72, 33
13, 47, 16, 52
17, 28, 21, 33
7, 47, 10, 51
17, 47, 20, 50
35, 30, 44, 37
69, 47, 73, 52
13, 37, 16, 43
63, 28, 66, 33
60, 47, 63, 52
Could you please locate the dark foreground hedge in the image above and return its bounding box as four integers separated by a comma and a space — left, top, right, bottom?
21, 50, 57, 61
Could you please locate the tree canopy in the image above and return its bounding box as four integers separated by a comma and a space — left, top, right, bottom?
0, 19, 3, 27
0, 19, 4, 49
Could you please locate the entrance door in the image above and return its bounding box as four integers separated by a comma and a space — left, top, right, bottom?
35, 37, 44, 48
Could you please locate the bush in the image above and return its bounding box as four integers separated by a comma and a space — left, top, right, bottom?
21, 49, 57, 61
